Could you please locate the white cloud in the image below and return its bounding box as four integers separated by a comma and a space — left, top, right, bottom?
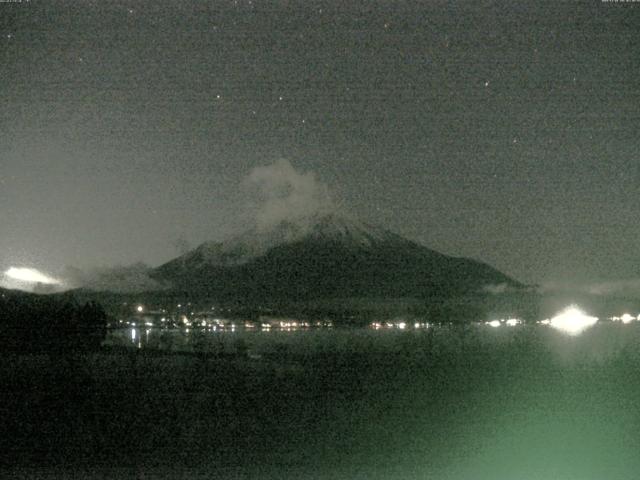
5, 267, 61, 285
63, 263, 167, 293
245, 159, 335, 231
1, 267, 64, 293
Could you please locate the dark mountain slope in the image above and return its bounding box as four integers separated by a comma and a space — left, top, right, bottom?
153, 214, 522, 301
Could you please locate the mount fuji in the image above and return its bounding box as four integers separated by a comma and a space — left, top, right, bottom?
152, 213, 522, 301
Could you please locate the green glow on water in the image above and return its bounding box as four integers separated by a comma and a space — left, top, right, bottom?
5, 323, 640, 479
250, 324, 640, 480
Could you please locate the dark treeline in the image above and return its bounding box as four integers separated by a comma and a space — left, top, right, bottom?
0, 291, 107, 353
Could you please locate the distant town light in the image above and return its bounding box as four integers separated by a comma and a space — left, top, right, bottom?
487, 320, 501, 328
549, 305, 598, 336
136, 305, 144, 313
620, 313, 634, 324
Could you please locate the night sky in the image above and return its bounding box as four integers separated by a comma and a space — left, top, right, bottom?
1, 1, 639, 291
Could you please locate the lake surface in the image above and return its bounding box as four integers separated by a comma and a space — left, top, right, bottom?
105, 318, 637, 361
5, 321, 640, 479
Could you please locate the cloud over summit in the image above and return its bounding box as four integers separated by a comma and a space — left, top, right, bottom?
245, 159, 335, 232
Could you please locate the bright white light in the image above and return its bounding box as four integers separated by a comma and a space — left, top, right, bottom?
136, 305, 144, 313
549, 306, 598, 336
505, 318, 520, 327
487, 320, 501, 328
620, 313, 634, 324
5, 267, 61, 285
397, 322, 406, 330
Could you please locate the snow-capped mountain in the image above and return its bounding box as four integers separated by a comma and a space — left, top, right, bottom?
153, 213, 522, 300
163, 214, 404, 269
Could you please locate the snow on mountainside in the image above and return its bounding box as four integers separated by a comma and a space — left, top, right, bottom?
304, 213, 405, 246
167, 213, 411, 270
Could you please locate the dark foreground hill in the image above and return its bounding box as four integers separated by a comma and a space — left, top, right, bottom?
0, 287, 107, 353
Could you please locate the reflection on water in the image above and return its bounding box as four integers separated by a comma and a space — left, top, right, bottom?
101, 318, 640, 480
19, 313, 640, 480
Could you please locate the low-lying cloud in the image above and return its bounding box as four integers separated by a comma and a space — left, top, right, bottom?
586, 279, 640, 297
539, 279, 640, 297
63, 263, 167, 293
483, 283, 510, 294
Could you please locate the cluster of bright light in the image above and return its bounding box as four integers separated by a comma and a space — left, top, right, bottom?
485, 318, 521, 328
4, 267, 61, 285
548, 306, 598, 335
266, 320, 332, 329
126, 316, 332, 331
370, 321, 430, 330
621, 313, 635, 324
611, 313, 639, 324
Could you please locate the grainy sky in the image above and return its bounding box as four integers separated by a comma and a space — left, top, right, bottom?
1, 0, 639, 288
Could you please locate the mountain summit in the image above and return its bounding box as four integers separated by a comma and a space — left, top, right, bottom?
153, 213, 522, 300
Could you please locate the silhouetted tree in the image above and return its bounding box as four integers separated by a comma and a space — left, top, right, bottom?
0, 293, 107, 354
